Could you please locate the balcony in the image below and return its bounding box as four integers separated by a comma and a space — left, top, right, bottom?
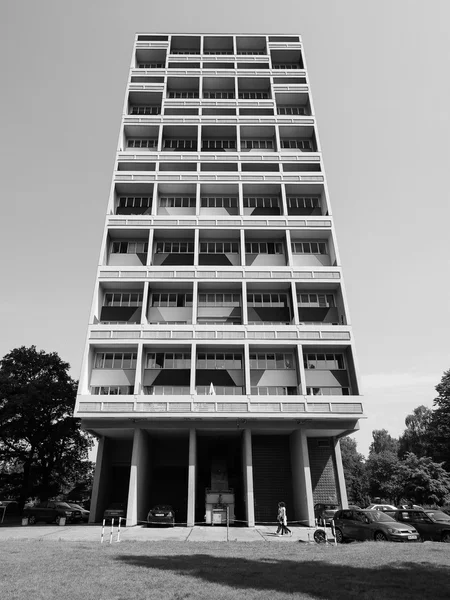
199, 230, 241, 266
128, 91, 162, 116
152, 233, 195, 266
147, 284, 193, 324
285, 183, 326, 216
250, 349, 299, 395
113, 182, 154, 215
243, 184, 281, 216
236, 36, 267, 55
98, 284, 144, 324
170, 35, 200, 55
245, 232, 287, 267
143, 350, 191, 394
279, 125, 317, 152
203, 77, 235, 99
200, 183, 239, 216
275, 92, 310, 116
197, 284, 242, 325
296, 285, 344, 325
90, 350, 137, 395
303, 348, 357, 396
162, 125, 197, 152
247, 284, 293, 325
107, 232, 148, 266
157, 183, 196, 215
195, 349, 245, 395
123, 125, 159, 152
238, 77, 271, 100
166, 77, 199, 98
201, 125, 237, 152
135, 48, 166, 69
240, 125, 276, 152
290, 231, 334, 267
271, 49, 303, 69
203, 36, 233, 55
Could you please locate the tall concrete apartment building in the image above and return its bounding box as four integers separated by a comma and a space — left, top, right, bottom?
75, 33, 364, 527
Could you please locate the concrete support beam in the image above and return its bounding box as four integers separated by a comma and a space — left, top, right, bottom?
127, 429, 151, 526
242, 428, 255, 527
334, 437, 348, 509
290, 430, 315, 526
89, 436, 111, 523
187, 428, 197, 527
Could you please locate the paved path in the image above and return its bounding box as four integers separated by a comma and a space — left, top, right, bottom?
0, 523, 321, 543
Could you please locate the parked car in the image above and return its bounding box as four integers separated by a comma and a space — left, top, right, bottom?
385, 509, 450, 542
366, 504, 397, 512
23, 501, 82, 524
333, 509, 419, 543
147, 505, 175, 527
67, 503, 90, 523
103, 502, 126, 522
314, 503, 339, 526
0, 500, 20, 522
425, 510, 450, 523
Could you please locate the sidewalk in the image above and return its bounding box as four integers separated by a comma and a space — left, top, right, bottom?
0, 523, 319, 543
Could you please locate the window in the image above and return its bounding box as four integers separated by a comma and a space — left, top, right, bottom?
245, 242, 283, 254
244, 196, 279, 208
272, 64, 301, 69
151, 293, 193, 307
238, 91, 270, 99
167, 91, 199, 98
202, 140, 237, 150
297, 293, 335, 308
155, 241, 194, 253
281, 139, 313, 151
163, 139, 197, 150
138, 62, 164, 68
146, 353, 191, 369
111, 241, 148, 254
201, 197, 238, 208
306, 387, 350, 396
250, 386, 296, 395
277, 106, 306, 116
241, 140, 274, 150
237, 50, 265, 55
288, 196, 320, 209
127, 139, 157, 149
197, 353, 242, 369
203, 91, 235, 99
104, 293, 143, 307
159, 196, 196, 208
130, 106, 161, 115
196, 386, 244, 394
199, 242, 239, 253
203, 50, 233, 55
303, 353, 345, 370
94, 353, 137, 369
198, 293, 240, 306
249, 353, 294, 369
171, 50, 200, 55
291, 241, 327, 255
247, 293, 288, 307
118, 197, 152, 210
91, 386, 133, 395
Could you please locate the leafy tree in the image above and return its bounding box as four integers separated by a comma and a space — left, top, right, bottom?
399, 405, 433, 458
339, 436, 369, 506
369, 429, 399, 456
0, 346, 93, 507
365, 450, 403, 504
429, 369, 450, 469
398, 452, 450, 506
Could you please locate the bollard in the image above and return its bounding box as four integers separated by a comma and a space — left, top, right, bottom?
226, 506, 229, 542
22, 517, 29, 526
117, 517, 122, 543
110, 518, 114, 544
331, 519, 337, 546
101, 519, 105, 543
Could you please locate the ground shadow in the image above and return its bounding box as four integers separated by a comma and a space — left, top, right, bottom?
116, 553, 450, 599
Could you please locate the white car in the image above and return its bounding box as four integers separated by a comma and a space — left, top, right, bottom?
366, 504, 397, 512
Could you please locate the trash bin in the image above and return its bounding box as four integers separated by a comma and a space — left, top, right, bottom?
57, 516, 66, 526
22, 517, 29, 526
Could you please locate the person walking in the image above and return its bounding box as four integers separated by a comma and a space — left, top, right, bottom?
276, 501, 292, 536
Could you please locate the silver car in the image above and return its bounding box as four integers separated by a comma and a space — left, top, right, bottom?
334, 509, 419, 543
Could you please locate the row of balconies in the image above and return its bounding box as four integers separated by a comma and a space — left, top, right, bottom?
94, 281, 346, 327
135, 35, 301, 58
103, 228, 336, 269
111, 182, 327, 217
119, 124, 316, 154
84, 343, 358, 397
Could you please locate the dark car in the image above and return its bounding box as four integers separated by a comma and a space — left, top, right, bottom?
314, 503, 339, 526
386, 509, 450, 543
333, 509, 419, 543
103, 502, 126, 523
24, 501, 82, 524
0, 500, 20, 523
425, 510, 450, 523
147, 505, 175, 527
67, 503, 90, 523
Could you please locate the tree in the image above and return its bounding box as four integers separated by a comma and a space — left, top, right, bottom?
365, 450, 403, 504
0, 346, 93, 507
429, 369, 450, 470
369, 429, 399, 456
399, 405, 434, 458
398, 453, 450, 506
339, 436, 369, 506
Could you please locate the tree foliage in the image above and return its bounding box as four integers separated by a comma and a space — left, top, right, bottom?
398, 405, 434, 458
429, 369, 450, 469
398, 453, 450, 506
339, 436, 369, 506
0, 346, 93, 507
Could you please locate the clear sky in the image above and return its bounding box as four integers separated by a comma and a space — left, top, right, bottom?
1, 0, 449, 456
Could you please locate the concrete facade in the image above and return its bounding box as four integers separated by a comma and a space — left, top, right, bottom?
75, 33, 365, 527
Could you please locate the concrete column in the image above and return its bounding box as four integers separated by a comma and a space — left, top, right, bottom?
187, 428, 197, 527
242, 429, 255, 527
334, 437, 349, 509
89, 436, 112, 523
289, 430, 315, 526
127, 429, 151, 526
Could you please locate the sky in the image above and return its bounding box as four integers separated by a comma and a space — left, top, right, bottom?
1, 0, 449, 457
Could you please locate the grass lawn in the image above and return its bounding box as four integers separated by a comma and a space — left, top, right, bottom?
1, 540, 449, 600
